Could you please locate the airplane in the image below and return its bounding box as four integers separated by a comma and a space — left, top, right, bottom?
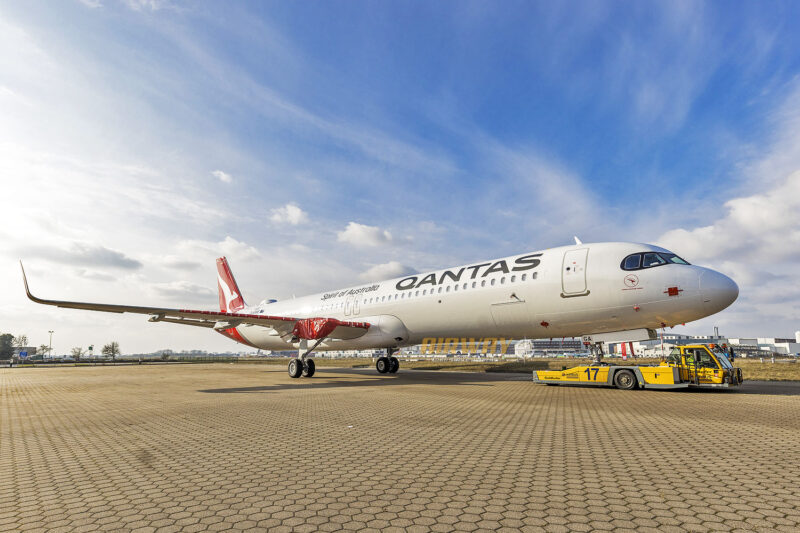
21, 240, 738, 378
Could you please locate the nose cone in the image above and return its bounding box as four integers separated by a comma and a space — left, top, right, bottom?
700, 269, 739, 314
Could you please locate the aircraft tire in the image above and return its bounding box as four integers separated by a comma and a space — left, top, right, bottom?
288, 358, 303, 378
302, 358, 315, 378
613, 369, 636, 390
388, 356, 399, 373
376, 357, 389, 374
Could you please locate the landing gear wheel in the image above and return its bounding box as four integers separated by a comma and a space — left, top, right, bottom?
376, 357, 389, 374
388, 356, 399, 373
614, 369, 636, 390
288, 358, 303, 378
302, 358, 315, 378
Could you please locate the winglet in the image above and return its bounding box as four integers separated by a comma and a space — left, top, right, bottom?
574, 236, 583, 245
20, 261, 41, 303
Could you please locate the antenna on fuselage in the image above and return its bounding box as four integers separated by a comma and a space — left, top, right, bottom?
573, 236, 582, 245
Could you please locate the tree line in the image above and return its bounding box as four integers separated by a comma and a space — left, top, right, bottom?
0, 332, 120, 361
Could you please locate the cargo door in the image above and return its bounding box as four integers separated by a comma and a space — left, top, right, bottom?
561, 248, 589, 297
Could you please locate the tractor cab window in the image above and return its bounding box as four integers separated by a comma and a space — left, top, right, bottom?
667, 347, 682, 364
709, 346, 734, 369
685, 349, 718, 368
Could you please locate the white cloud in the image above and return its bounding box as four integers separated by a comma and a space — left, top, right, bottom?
337, 222, 394, 247
359, 261, 416, 282
269, 203, 308, 225
77, 0, 103, 8
74, 269, 116, 282
20, 242, 143, 270
177, 236, 261, 262
658, 171, 800, 264
656, 83, 800, 337
212, 169, 232, 183
150, 281, 215, 299
123, 0, 171, 11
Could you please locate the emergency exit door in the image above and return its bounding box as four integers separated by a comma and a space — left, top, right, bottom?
561, 248, 589, 297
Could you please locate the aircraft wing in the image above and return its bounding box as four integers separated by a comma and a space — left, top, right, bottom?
20, 263, 370, 341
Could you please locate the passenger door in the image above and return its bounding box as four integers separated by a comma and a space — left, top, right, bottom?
561, 248, 589, 297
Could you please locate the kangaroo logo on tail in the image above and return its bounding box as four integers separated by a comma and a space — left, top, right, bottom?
216, 257, 245, 312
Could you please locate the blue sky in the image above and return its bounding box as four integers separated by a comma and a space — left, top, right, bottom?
2, 1, 799, 353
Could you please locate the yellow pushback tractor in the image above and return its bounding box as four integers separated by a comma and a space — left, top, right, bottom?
533, 344, 743, 390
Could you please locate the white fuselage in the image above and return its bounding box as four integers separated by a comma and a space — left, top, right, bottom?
231, 242, 738, 351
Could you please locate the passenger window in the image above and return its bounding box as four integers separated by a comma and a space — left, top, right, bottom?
500, 277, 505, 284
453, 284, 458, 291
472, 282, 477, 288
446, 286, 451, 292
490, 279, 496, 286
511, 275, 516, 282
463, 283, 467, 290
623, 254, 641, 270
642, 253, 666, 268
532, 272, 538, 280
481, 280, 486, 287
423, 289, 427, 295
415, 290, 419, 296
521, 274, 526, 281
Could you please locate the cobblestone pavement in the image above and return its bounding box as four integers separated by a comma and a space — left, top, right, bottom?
2, 364, 800, 532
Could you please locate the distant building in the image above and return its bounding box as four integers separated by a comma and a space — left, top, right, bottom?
13, 347, 37, 359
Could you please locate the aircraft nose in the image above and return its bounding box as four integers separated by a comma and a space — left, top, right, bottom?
700, 269, 739, 313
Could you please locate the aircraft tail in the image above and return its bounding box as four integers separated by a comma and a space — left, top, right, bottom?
216, 257, 246, 312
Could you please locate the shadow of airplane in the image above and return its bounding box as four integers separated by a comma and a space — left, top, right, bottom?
199, 366, 800, 396
198, 367, 505, 394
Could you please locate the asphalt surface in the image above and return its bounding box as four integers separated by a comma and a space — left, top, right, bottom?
1, 364, 799, 532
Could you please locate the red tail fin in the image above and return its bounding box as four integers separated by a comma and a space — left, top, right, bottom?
216, 257, 245, 312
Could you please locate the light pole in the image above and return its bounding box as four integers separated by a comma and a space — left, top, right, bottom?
48, 330, 54, 361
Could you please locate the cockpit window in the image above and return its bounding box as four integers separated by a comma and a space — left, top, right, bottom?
660, 253, 690, 265
642, 253, 666, 268
623, 254, 641, 270
621, 251, 691, 271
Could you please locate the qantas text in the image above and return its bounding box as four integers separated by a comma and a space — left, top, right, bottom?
395, 253, 542, 291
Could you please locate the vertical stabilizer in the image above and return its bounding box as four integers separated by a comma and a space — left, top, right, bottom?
216, 257, 246, 312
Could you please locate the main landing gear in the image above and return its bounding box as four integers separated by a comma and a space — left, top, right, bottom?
288, 338, 323, 379
288, 357, 315, 378
376, 348, 400, 374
